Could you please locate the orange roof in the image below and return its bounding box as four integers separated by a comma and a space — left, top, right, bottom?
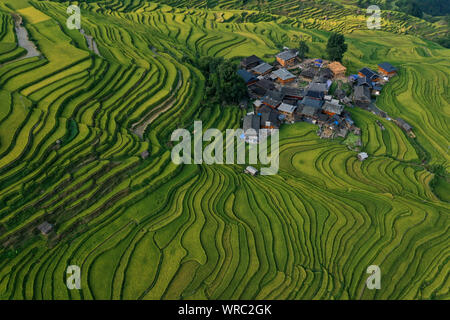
328, 61, 347, 74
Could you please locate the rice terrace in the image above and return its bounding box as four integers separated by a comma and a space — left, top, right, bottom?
0, 0, 448, 303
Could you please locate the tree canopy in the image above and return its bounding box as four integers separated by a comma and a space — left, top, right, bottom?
196, 57, 248, 107
298, 40, 310, 59
326, 33, 348, 62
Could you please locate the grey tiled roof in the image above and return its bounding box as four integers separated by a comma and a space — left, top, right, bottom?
301, 97, 324, 108
272, 68, 295, 81
252, 62, 273, 74
276, 50, 297, 61
278, 103, 297, 114
322, 101, 344, 115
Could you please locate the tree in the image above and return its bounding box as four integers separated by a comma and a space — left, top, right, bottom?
326, 32, 348, 62
298, 40, 309, 59
217, 61, 247, 103
195, 57, 247, 106
409, 2, 423, 18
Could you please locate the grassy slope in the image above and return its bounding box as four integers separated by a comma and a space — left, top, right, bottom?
0, 0, 448, 300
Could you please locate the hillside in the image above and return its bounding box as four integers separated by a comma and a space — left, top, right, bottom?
0, 0, 448, 300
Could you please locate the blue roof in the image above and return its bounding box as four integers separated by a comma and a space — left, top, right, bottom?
359, 67, 378, 80
315, 59, 323, 63
357, 77, 373, 88
378, 62, 396, 73
237, 69, 257, 84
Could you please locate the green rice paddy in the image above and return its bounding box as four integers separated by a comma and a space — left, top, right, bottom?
0, 0, 448, 300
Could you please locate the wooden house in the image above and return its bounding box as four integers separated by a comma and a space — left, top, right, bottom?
357, 76, 373, 88
251, 62, 273, 76
378, 62, 397, 77
353, 85, 371, 108
298, 97, 323, 120
322, 101, 344, 116
243, 114, 260, 144
255, 79, 276, 91
318, 67, 334, 80
281, 87, 304, 100
328, 61, 347, 78
240, 55, 263, 69
261, 90, 284, 109
248, 84, 267, 98
258, 105, 280, 129
358, 67, 379, 82
395, 118, 415, 137
276, 50, 297, 67
300, 67, 316, 81
308, 82, 328, 94
271, 68, 296, 84
277, 103, 297, 121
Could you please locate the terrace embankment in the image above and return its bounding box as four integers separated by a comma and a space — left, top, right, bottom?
131, 70, 183, 139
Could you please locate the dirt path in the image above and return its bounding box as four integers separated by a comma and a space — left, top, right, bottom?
131, 70, 183, 139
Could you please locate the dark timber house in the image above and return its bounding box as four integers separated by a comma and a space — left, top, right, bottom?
395, 118, 415, 137
300, 67, 316, 81
240, 55, 263, 69
261, 90, 284, 109
251, 62, 273, 76
243, 114, 260, 143
259, 105, 280, 129
237, 69, 258, 86
281, 87, 304, 100
353, 85, 371, 107
322, 101, 344, 116
276, 50, 298, 67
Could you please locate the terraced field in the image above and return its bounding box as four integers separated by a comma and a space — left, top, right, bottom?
139, 0, 448, 40
0, 0, 448, 300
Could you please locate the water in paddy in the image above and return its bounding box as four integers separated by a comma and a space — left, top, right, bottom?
14, 15, 40, 59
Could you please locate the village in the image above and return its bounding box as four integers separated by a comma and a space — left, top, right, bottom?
237, 49, 414, 174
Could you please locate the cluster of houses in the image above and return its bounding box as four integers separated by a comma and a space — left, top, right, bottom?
349, 63, 415, 138
238, 50, 413, 163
